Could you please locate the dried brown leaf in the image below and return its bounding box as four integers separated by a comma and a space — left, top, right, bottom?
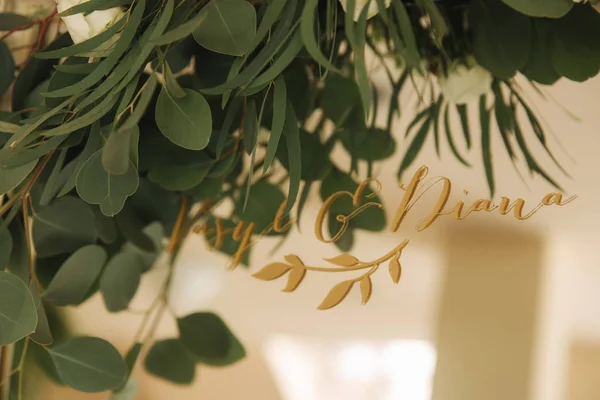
252, 262, 291, 281
389, 253, 402, 284
359, 276, 372, 305
324, 254, 360, 267
317, 280, 354, 310
282, 267, 306, 292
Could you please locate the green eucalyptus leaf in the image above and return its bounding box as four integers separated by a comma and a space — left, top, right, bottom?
243, 30, 304, 94
341, 127, 395, 162
58, 0, 131, 16
32, 197, 98, 258
42, 0, 144, 99
550, 6, 600, 82
145, 339, 196, 384
76, 151, 139, 217
236, 180, 286, 234
35, 17, 127, 59
0, 13, 31, 30
28, 281, 53, 345
200, 0, 298, 94
415, 0, 448, 39
321, 74, 362, 124
0, 41, 15, 97
58, 125, 101, 197
0, 224, 12, 270
301, 0, 339, 71
148, 155, 213, 191
152, 10, 208, 45
43, 245, 107, 306
114, 204, 157, 253
0, 159, 37, 196
243, 100, 258, 155
193, 0, 257, 56
47, 337, 127, 393
164, 63, 186, 99
398, 117, 432, 181
103, 126, 138, 175
470, 0, 533, 79
12, 33, 73, 111
282, 99, 301, 214
120, 222, 164, 272
155, 88, 212, 150
178, 312, 245, 365
502, 0, 572, 18
111, 379, 138, 400
263, 76, 286, 173
0, 271, 37, 346
277, 130, 332, 181
480, 95, 494, 197
100, 252, 144, 312
521, 20, 561, 85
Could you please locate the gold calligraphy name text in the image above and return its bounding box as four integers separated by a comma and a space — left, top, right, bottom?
193, 165, 577, 310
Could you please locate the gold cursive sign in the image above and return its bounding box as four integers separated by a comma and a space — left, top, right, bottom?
192, 165, 577, 310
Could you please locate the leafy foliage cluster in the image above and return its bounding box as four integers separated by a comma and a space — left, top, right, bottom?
0, 0, 598, 397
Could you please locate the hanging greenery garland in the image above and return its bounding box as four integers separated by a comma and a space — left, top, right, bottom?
0, 0, 597, 396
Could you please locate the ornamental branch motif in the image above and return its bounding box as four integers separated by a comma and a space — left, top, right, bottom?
252, 239, 410, 310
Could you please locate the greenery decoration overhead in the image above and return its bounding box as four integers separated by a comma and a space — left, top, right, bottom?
0, 0, 597, 396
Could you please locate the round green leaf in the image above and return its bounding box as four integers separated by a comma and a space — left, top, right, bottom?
550, 6, 600, 82
0, 159, 37, 197
145, 339, 196, 384
148, 161, 213, 191
502, 0, 572, 18
236, 180, 286, 234
520, 20, 561, 85
340, 127, 396, 162
28, 281, 53, 345
111, 379, 137, 400
100, 252, 143, 312
43, 245, 107, 306
277, 130, 332, 181
321, 74, 362, 123
178, 313, 229, 359
76, 151, 139, 217
0, 224, 12, 270
48, 337, 127, 393
320, 168, 386, 233
178, 312, 245, 365
32, 197, 98, 258
193, 0, 257, 56
0, 271, 37, 346
0, 41, 15, 96
155, 88, 212, 150
470, 0, 532, 79
121, 222, 165, 272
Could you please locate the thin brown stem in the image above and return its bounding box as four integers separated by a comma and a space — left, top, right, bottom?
0, 345, 7, 400
167, 196, 190, 257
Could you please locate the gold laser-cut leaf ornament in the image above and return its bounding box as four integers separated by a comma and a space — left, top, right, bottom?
252, 262, 291, 280
251, 240, 410, 310
389, 252, 402, 284
324, 254, 360, 266
282, 267, 306, 292
360, 276, 372, 305
317, 280, 354, 310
